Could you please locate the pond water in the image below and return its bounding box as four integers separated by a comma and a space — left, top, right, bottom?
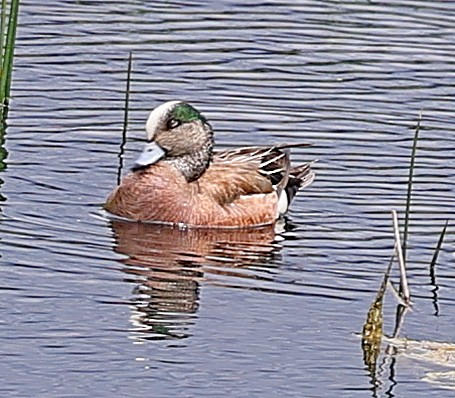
1, 1, 454, 396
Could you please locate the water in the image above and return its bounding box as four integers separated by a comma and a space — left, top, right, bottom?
1, 0, 454, 396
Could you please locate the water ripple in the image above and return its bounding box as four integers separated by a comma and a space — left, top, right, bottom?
1, 1, 454, 397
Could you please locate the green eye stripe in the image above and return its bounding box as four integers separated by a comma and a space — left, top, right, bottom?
172, 103, 205, 123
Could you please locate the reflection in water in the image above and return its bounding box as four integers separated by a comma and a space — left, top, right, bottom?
110, 220, 280, 341
429, 255, 440, 317
361, 258, 391, 393
0, 122, 7, 204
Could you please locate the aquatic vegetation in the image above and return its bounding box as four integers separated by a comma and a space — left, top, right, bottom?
384, 337, 455, 369
361, 117, 451, 393
424, 370, 455, 391
0, 0, 20, 123
117, 52, 133, 185
390, 337, 455, 391
402, 115, 420, 262
361, 257, 392, 383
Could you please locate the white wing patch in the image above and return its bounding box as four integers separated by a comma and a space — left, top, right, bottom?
276, 190, 289, 216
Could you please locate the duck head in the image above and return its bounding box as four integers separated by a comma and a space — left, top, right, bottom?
133, 101, 214, 182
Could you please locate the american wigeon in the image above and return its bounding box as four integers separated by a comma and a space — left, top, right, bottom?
104, 101, 315, 228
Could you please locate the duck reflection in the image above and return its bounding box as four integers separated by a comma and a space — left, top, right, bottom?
110, 219, 281, 341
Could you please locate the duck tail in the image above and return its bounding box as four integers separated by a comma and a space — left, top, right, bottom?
276, 161, 315, 216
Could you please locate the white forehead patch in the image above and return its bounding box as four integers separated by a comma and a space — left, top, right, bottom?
145, 100, 182, 141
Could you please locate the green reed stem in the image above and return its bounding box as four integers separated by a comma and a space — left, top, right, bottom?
402, 115, 421, 262
117, 51, 133, 186
0, 0, 20, 119
1, 0, 7, 70
122, 51, 132, 136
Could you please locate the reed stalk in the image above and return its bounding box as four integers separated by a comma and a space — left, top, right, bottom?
122, 51, 133, 137
1, 1, 7, 67
392, 210, 411, 304
117, 51, 133, 185
402, 115, 421, 261
0, 0, 20, 121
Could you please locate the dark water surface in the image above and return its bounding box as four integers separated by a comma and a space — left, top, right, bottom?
1, 1, 454, 396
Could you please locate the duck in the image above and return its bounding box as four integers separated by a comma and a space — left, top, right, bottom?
104, 100, 315, 228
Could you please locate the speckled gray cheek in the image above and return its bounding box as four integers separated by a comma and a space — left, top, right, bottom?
166, 139, 213, 182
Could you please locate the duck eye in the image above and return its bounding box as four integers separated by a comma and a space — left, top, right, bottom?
167, 118, 181, 129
